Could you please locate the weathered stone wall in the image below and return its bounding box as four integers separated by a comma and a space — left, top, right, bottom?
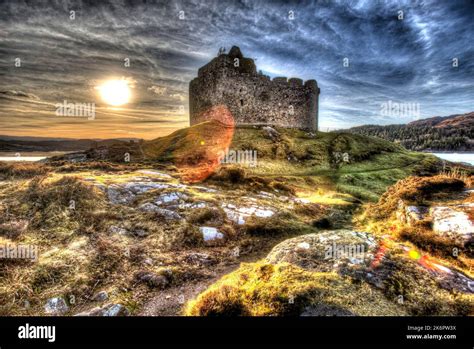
189, 46, 320, 131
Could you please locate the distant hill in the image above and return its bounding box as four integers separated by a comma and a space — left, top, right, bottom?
346, 112, 474, 152
0, 135, 140, 153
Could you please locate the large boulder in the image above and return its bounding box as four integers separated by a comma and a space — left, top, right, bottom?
266, 230, 377, 273
186, 227, 474, 316
430, 206, 474, 245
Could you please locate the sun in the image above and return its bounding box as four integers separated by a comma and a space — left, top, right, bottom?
97, 79, 131, 106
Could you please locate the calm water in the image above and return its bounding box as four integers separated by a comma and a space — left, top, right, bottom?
2, 152, 473, 166
0, 156, 47, 162
431, 153, 474, 166
0, 151, 66, 162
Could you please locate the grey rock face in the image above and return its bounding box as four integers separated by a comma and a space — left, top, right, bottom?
44, 297, 69, 315
266, 230, 376, 273
430, 206, 474, 244
199, 226, 224, 241
138, 203, 183, 220
135, 271, 171, 289
74, 303, 129, 317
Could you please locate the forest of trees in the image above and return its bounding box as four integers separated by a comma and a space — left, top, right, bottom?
347, 117, 473, 152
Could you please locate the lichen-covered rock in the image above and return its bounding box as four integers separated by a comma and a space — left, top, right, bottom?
179, 202, 208, 209
185, 261, 406, 316
430, 206, 474, 244
92, 291, 108, 302
124, 181, 175, 194
186, 229, 474, 316
155, 192, 188, 206
221, 202, 274, 225
107, 185, 136, 205
405, 206, 428, 225
156, 208, 183, 221
262, 126, 281, 141
184, 252, 216, 266
108, 225, 128, 235
199, 226, 224, 241
102, 303, 129, 316
138, 203, 183, 220
266, 230, 377, 273
44, 297, 69, 315
396, 200, 428, 225
136, 169, 172, 179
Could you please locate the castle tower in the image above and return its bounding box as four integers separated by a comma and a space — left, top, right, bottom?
189, 46, 320, 131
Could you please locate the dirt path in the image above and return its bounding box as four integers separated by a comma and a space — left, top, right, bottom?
138, 262, 241, 316
138, 244, 277, 316
138, 208, 357, 316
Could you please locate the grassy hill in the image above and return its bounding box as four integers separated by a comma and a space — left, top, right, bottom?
72, 120, 446, 202
141, 121, 440, 200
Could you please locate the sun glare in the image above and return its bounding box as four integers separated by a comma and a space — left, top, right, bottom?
98, 79, 131, 106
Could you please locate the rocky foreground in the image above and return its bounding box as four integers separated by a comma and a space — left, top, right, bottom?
0, 124, 473, 316
0, 163, 472, 317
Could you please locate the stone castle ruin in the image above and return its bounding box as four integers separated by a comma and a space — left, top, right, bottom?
189, 46, 320, 131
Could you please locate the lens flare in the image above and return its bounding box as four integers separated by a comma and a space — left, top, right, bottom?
408, 249, 421, 260
175, 105, 235, 183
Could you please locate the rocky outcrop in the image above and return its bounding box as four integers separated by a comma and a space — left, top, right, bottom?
266, 230, 474, 296
396, 196, 474, 246
221, 202, 275, 225
266, 230, 376, 273
431, 206, 474, 245
138, 204, 183, 220
396, 200, 428, 225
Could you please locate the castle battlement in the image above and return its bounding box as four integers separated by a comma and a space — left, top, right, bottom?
189, 46, 320, 130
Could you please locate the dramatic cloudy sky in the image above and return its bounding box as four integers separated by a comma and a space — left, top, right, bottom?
0, 0, 473, 139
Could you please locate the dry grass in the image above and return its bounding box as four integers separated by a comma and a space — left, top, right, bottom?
0, 162, 50, 179
363, 175, 467, 223
242, 212, 316, 237
22, 175, 106, 232
187, 207, 226, 226
185, 261, 406, 316
380, 253, 473, 316
356, 173, 474, 285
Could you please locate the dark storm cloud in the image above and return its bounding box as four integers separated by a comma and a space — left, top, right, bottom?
0, 0, 473, 137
